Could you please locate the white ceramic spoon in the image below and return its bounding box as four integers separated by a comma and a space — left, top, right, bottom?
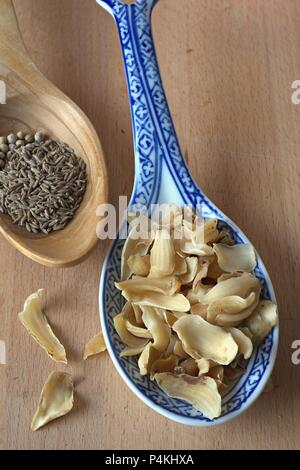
97, 0, 278, 426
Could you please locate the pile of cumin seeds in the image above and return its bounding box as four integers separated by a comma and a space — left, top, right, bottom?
0, 138, 87, 234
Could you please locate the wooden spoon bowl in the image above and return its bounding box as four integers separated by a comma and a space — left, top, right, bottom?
0, 0, 107, 267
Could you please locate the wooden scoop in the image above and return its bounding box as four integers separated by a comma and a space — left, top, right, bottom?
0, 0, 107, 267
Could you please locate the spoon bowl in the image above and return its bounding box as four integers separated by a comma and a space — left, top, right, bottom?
98, 0, 278, 425
0, 0, 107, 267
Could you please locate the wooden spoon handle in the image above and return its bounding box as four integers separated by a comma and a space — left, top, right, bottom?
0, 0, 28, 59
0, 0, 63, 100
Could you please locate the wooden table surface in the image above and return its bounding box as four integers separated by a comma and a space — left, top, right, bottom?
1, 0, 300, 450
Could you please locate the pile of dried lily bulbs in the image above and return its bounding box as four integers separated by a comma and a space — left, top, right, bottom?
114, 206, 278, 420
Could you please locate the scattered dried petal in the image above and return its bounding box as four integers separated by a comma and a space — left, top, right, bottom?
84, 331, 106, 360
31, 372, 74, 431
19, 290, 67, 364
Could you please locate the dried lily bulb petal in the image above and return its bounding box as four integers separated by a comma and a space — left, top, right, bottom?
132, 304, 143, 326
150, 229, 175, 277
239, 326, 253, 339
180, 257, 198, 285
163, 310, 188, 327
164, 334, 177, 357
163, 311, 179, 327
186, 285, 212, 305
192, 260, 210, 292
204, 218, 219, 244
208, 365, 224, 382
190, 303, 208, 319
196, 358, 212, 375
227, 327, 253, 359
141, 306, 170, 351
173, 315, 238, 365
245, 300, 278, 344
116, 276, 180, 296
172, 311, 188, 320
114, 303, 149, 348
217, 272, 242, 283
173, 339, 189, 358
84, 331, 106, 360
19, 290, 67, 364
127, 254, 150, 277
207, 292, 258, 327
179, 358, 199, 376
207, 256, 224, 281
125, 320, 152, 339
213, 243, 257, 273
180, 240, 214, 257
138, 343, 161, 375
150, 354, 178, 379
202, 272, 261, 305
174, 253, 187, 276
121, 224, 152, 280
120, 342, 149, 357
155, 373, 221, 420
31, 372, 74, 431
124, 290, 190, 312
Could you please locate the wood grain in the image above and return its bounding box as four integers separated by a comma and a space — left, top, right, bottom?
1, 0, 300, 449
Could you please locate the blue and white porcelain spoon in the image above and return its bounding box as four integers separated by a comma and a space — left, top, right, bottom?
97, 0, 278, 426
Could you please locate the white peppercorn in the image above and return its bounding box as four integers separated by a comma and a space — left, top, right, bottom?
16, 140, 25, 148
25, 134, 34, 143
0, 137, 7, 145
0, 152, 5, 159
35, 132, 45, 143
17, 131, 25, 140
0, 143, 9, 153
7, 134, 17, 144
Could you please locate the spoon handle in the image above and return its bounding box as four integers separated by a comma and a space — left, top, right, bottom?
98, 0, 197, 208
